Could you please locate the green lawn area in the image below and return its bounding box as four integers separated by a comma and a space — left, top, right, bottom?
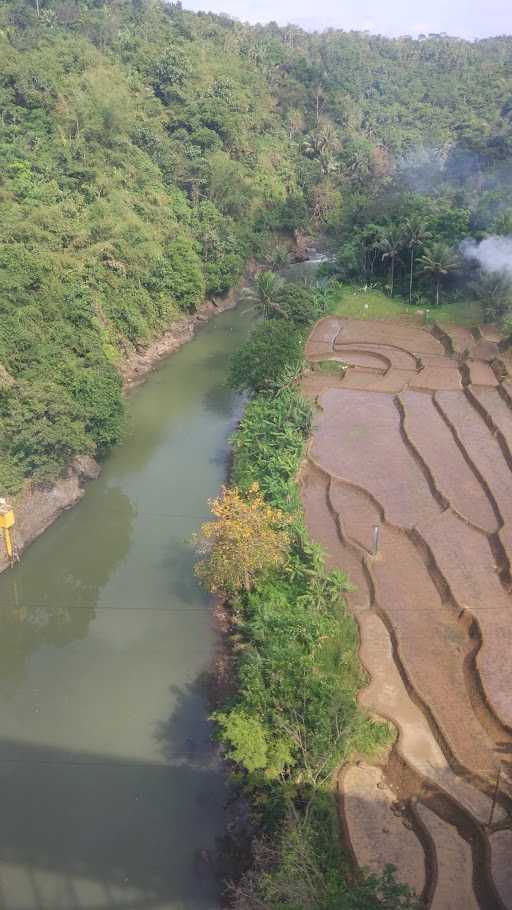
332, 285, 483, 326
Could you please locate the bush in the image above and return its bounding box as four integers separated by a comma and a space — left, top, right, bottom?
0, 455, 24, 496
212, 386, 395, 907
66, 359, 125, 453
1, 381, 92, 482
144, 235, 206, 313
471, 269, 512, 322
232, 801, 422, 910
231, 389, 312, 508
276, 283, 336, 326
229, 322, 305, 393
204, 253, 244, 296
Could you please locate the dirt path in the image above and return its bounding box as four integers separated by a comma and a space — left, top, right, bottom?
301, 316, 512, 908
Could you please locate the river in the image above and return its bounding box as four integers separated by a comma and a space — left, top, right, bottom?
0, 299, 257, 910
0, 257, 325, 910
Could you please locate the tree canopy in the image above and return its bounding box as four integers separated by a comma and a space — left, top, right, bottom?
2, 0, 512, 489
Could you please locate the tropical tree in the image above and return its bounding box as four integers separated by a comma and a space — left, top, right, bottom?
403, 217, 432, 303
229, 322, 305, 393
194, 483, 291, 594
240, 271, 287, 319
360, 223, 384, 274
380, 230, 403, 297
419, 242, 459, 306
471, 269, 512, 322
304, 121, 341, 175
262, 239, 289, 272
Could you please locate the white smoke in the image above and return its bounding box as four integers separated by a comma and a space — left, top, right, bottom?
461, 236, 512, 277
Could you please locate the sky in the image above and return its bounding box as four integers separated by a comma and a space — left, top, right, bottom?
183, 0, 512, 40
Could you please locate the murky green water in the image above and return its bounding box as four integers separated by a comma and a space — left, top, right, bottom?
0, 301, 256, 910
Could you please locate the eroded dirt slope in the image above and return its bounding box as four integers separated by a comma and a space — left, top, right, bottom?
302, 316, 512, 909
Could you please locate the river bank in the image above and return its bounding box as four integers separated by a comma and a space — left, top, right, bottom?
206, 286, 409, 907
0, 294, 259, 910
1, 238, 331, 574
0, 264, 259, 574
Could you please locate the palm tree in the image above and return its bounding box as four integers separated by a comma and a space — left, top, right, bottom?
240, 271, 288, 319
262, 239, 289, 272
304, 121, 341, 175
380, 230, 403, 297
360, 224, 384, 274
470, 269, 512, 322
418, 243, 459, 307
403, 217, 432, 303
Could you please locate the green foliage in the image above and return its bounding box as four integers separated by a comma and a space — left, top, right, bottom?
218, 382, 395, 906
144, 236, 206, 313
0, 0, 313, 488
232, 389, 313, 508
0, 456, 24, 497
1, 380, 92, 482
276, 283, 336, 326
2, 1, 511, 490
312, 359, 347, 375
216, 709, 293, 779
418, 242, 459, 306
471, 270, 512, 322
229, 322, 305, 394
240, 271, 286, 320
232, 800, 421, 909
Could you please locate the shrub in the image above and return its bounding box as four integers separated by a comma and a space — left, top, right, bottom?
144, 235, 206, 313
204, 253, 244, 296
0, 456, 24, 496
209, 349, 396, 906
231, 389, 312, 508
2, 380, 92, 482
229, 322, 305, 393
276, 283, 335, 326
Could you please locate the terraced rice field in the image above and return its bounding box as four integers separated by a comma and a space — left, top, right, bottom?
301, 316, 512, 909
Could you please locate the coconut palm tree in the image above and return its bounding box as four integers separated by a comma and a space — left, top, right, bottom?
304, 121, 341, 175
262, 239, 289, 272
240, 271, 288, 319
360, 224, 384, 274
418, 242, 459, 307
380, 230, 403, 297
403, 217, 432, 303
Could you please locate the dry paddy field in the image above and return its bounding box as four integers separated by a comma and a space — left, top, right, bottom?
302, 316, 512, 909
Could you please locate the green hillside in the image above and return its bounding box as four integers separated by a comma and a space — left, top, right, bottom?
1, 0, 512, 491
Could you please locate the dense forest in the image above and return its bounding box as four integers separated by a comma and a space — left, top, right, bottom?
1, 0, 512, 492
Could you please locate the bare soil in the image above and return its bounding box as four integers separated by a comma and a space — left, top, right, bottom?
301, 316, 512, 909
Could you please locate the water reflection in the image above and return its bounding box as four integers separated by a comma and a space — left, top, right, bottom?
154, 675, 216, 767
0, 487, 135, 687
0, 284, 309, 908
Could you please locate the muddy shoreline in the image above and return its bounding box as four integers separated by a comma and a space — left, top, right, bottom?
0, 266, 257, 574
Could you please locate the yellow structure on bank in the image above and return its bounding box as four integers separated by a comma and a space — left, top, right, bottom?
0, 499, 16, 563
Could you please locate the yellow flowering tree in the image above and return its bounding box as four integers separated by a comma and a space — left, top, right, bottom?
194, 483, 291, 594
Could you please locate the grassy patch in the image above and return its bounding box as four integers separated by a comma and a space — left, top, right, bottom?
311, 359, 347, 375
333, 284, 483, 325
